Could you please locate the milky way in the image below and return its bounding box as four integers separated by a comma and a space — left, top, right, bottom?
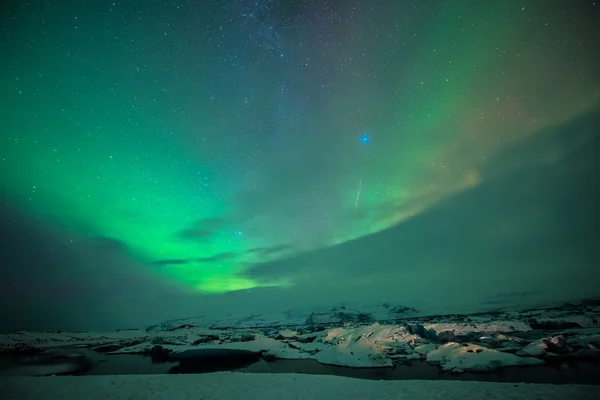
1, 0, 599, 324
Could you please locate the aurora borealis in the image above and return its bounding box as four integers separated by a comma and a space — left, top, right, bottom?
1, 1, 599, 331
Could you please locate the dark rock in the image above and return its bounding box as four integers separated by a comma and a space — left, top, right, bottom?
287, 342, 301, 350
297, 325, 326, 335
406, 324, 438, 341
581, 299, 600, 307
167, 324, 198, 331
262, 352, 278, 361
543, 335, 569, 354
221, 333, 255, 343
529, 319, 582, 330
92, 344, 123, 353
382, 304, 420, 318
0, 343, 42, 356
237, 334, 255, 342
296, 334, 318, 343
437, 331, 455, 343
149, 345, 172, 363
262, 328, 279, 337
306, 310, 374, 326
151, 337, 169, 345
192, 335, 220, 345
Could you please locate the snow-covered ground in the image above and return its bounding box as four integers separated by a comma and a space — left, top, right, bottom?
4, 372, 600, 400
1, 300, 599, 377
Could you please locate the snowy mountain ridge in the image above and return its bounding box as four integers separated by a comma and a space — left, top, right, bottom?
146, 302, 423, 331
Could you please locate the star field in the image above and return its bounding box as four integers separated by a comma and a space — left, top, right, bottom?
1, 0, 599, 327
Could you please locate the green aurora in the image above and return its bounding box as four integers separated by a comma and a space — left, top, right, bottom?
1, 0, 599, 294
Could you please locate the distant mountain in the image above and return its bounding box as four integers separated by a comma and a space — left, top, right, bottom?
146, 302, 423, 331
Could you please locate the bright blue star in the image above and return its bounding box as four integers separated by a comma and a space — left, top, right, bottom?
360, 134, 369, 143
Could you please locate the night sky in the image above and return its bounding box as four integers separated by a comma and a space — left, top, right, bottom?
1, 0, 599, 332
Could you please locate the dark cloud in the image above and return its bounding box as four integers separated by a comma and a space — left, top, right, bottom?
239, 108, 600, 309
246, 244, 292, 256
150, 252, 240, 266
480, 106, 600, 181
91, 236, 129, 252
195, 218, 228, 229
194, 252, 238, 263
0, 200, 199, 332
149, 259, 189, 266
175, 228, 213, 240
174, 218, 230, 241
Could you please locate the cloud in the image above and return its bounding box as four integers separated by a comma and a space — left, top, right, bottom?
174, 218, 230, 241
237, 107, 600, 310
91, 236, 129, 252
175, 228, 213, 240
479, 105, 600, 181
150, 252, 241, 266
227, 121, 370, 247
0, 200, 200, 332
149, 259, 189, 266
194, 252, 238, 263
246, 244, 292, 256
